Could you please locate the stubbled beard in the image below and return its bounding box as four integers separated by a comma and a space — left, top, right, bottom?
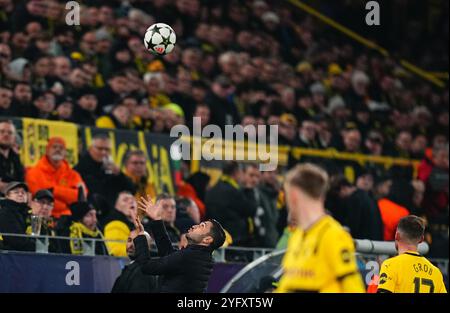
128, 252, 136, 260
0, 144, 11, 150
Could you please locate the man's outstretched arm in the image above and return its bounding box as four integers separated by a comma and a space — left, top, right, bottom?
149, 220, 176, 257
133, 235, 181, 275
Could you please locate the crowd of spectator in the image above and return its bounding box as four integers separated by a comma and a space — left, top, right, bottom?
0, 0, 448, 259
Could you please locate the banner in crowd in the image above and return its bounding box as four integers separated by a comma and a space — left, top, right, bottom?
12, 118, 179, 195
81, 127, 178, 195
18, 118, 79, 167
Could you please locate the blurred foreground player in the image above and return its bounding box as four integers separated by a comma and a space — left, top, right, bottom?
276, 163, 365, 292
377, 215, 447, 293
133, 196, 226, 293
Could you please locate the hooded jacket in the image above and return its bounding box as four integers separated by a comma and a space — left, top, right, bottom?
25, 156, 87, 218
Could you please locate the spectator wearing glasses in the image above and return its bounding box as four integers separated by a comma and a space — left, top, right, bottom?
28, 188, 61, 253
74, 134, 135, 220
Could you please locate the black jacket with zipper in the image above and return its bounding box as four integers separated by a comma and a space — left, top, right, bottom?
134, 220, 214, 293
0, 199, 35, 251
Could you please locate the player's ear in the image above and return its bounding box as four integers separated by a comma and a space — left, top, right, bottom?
394, 231, 400, 241
202, 235, 213, 245
418, 235, 424, 244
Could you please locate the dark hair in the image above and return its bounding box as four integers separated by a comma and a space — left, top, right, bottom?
397, 215, 425, 244
91, 133, 110, 142
0, 119, 14, 126
207, 219, 226, 250
222, 161, 240, 176
123, 149, 146, 165
243, 163, 259, 172
156, 193, 174, 202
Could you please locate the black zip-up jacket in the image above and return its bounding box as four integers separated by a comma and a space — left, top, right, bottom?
134, 220, 214, 293
0, 199, 35, 251
111, 260, 159, 293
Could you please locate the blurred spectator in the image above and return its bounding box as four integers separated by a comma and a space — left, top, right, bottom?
31, 90, 55, 119
152, 193, 180, 243
0, 181, 35, 251
103, 191, 137, 257
51, 96, 74, 122
327, 175, 383, 240
190, 103, 211, 132
376, 179, 411, 241
243, 164, 280, 248
123, 150, 157, 202
205, 75, 240, 131
175, 197, 200, 234
7, 58, 31, 83
0, 120, 24, 190
390, 130, 413, 158
278, 113, 297, 146
59, 201, 109, 255
72, 90, 98, 126
333, 126, 364, 183
0, 85, 13, 116
418, 143, 449, 219
295, 119, 320, 149
28, 189, 60, 253
177, 171, 210, 220
410, 134, 428, 160
205, 161, 257, 246
25, 137, 86, 219
74, 133, 135, 219
111, 229, 158, 293
11, 82, 33, 117
96, 103, 132, 129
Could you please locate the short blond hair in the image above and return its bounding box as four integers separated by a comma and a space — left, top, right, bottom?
285, 163, 329, 200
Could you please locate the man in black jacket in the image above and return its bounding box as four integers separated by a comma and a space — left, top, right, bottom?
74, 133, 135, 220
133, 196, 226, 293
0, 120, 24, 194
326, 175, 384, 241
205, 161, 257, 246
111, 229, 159, 293
0, 181, 35, 251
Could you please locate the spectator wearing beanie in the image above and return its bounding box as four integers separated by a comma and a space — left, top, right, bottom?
58, 201, 109, 256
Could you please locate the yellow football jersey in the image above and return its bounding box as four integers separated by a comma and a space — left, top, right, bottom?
276, 215, 365, 293
378, 251, 447, 293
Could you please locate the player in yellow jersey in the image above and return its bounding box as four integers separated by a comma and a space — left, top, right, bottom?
377, 215, 447, 293
276, 163, 365, 293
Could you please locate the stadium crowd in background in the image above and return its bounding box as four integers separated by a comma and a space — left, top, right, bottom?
0, 0, 448, 261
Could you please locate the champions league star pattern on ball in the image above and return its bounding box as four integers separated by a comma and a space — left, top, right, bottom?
143, 23, 176, 55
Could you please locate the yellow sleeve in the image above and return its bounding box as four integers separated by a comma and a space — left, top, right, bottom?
324, 229, 365, 293
104, 221, 130, 257
377, 259, 397, 293
96, 116, 116, 129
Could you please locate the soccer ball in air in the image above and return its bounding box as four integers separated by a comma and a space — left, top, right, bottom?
143, 23, 176, 55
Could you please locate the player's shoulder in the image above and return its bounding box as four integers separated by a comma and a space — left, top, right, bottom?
422, 256, 444, 277
321, 215, 354, 244
380, 255, 398, 269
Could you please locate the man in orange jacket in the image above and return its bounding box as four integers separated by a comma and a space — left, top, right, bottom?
25, 137, 87, 219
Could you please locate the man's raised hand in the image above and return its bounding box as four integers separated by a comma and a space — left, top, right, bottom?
137, 195, 162, 221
